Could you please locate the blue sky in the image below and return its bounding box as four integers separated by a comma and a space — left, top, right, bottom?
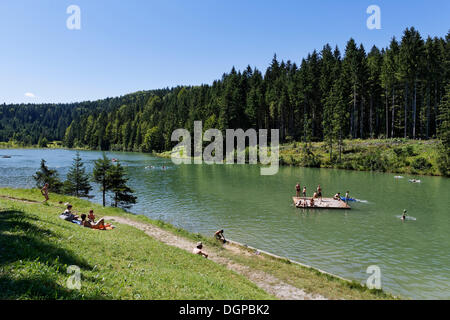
0, 0, 448, 104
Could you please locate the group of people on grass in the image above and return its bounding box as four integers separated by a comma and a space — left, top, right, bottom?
60, 204, 114, 230
295, 183, 351, 208
192, 229, 227, 259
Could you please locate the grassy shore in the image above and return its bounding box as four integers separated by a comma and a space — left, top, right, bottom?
280, 139, 443, 176
0, 188, 397, 300
158, 138, 443, 176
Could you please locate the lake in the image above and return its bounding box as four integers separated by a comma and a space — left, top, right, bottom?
1, 148, 449, 299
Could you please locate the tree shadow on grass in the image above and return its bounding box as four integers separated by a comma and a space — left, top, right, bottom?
0, 209, 103, 299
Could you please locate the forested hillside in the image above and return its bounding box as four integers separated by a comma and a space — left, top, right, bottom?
1, 28, 449, 155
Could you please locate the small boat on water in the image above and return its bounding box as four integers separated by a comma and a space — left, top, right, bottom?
409, 179, 421, 183
394, 176, 404, 179
292, 197, 351, 210
1, 155, 12, 158
340, 196, 356, 202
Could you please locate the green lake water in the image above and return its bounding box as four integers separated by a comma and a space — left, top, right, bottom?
1, 148, 449, 299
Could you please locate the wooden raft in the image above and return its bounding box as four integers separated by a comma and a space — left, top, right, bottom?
292, 197, 351, 210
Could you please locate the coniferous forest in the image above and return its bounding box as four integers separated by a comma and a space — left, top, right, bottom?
1, 28, 449, 160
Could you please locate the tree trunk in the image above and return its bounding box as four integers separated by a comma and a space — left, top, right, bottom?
426, 85, 430, 139
385, 89, 389, 138
391, 88, 395, 138
434, 83, 438, 137
404, 82, 408, 139
370, 95, 373, 138
413, 80, 417, 139
351, 83, 356, 139
360, 95, 364, 139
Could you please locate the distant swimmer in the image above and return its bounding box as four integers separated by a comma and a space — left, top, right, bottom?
401, 209, 408, 221
296, 183, 301, 197
193, 242, 208, 258
214, 229, 227, 244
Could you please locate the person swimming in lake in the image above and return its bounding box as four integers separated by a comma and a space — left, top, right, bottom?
193, 242, 208, 258
41, 183, 49, 202
295, 183, 301, 197
214, 229, 227, 244
401, 210, 408, 221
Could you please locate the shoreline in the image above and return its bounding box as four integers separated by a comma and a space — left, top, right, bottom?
1, 138, 446, 178
0, 188, 397, 300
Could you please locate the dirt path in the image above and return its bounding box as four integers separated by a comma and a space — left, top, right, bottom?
103, 215, 326, 300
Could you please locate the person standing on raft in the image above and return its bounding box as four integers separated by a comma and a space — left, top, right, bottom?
302, 186, 307, 198
317, 185, 322, 200
295, 183, 301, 197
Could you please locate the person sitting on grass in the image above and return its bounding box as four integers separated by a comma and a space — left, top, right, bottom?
214, 229, 227, 244
88, 209, 97, 223
193, 242, 208, 258
62, 204, 79, 222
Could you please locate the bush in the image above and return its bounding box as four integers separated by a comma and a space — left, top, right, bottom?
405, 145, 417, 156
412, 157, 432, 171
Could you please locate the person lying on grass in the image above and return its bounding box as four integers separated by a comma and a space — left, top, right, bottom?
81, 213, 105, 229
193, 242, 208, 258
80, 213, 112, 230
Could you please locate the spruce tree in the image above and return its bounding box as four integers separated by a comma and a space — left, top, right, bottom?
33, 159, 63, 193
107, 161, 137, 209
92, 154, 113, 207
63, 152, 92, 197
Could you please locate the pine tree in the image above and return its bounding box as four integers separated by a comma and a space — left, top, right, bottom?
33, 159, 63, 193
107, 161, 137, 209
63, 152, 92, 197
436, 84, 450, 176
92, 154, 113, 207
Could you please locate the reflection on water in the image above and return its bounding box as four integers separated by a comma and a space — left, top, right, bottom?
1, 148, 449, 299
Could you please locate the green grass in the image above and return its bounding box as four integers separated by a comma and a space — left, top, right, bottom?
0, 188, 398, 300
0, 189, 272, 300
